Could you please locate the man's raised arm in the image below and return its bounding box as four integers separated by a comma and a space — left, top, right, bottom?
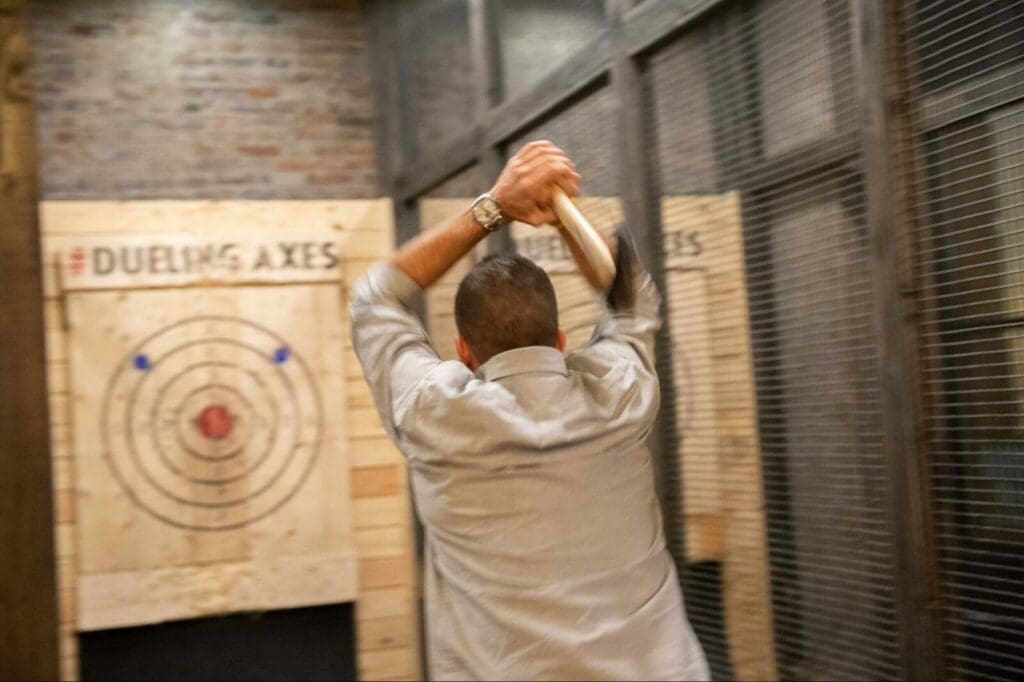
349, 141, 581, 435
391, 140, 581, 288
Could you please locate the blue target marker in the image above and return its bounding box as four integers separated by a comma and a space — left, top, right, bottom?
133, 354, 151, 371
272, 346, 290, 364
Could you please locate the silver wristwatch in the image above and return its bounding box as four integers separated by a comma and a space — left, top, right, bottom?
471, 193, 504, 232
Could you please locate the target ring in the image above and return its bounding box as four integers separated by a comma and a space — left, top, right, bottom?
102, 316, 323, 531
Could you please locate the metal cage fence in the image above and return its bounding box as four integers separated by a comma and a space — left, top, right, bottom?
374, 0, 1024, 680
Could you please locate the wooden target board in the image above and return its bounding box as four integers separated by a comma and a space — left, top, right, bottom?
53, 215, 358, 631
511, 197, 622, 351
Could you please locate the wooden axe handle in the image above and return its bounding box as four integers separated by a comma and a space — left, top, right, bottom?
551, 187, 616, 291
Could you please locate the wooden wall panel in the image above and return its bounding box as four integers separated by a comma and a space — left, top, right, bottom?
0, 3, 60, 678
39, 199, 421, 680
66, 284, 357, 631
511, 197, 622, 351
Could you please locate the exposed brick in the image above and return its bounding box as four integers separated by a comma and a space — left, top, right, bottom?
28, 0, 378, 200
238, 144, 279, 157
246, 86, 278, 99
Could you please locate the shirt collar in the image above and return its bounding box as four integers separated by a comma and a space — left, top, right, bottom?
478, 346, 569, 382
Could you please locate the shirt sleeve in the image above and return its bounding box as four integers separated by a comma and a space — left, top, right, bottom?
566, 263, 663, 435
349, 262, 443, 439
587, 268, 662, 375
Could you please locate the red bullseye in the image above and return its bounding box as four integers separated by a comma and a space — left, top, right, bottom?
196, 405, 233, 440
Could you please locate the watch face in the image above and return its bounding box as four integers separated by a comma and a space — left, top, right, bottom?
474, 197, 501, 228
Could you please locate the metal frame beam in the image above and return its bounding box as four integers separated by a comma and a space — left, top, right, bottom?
390, 0, 739, 203
468, 0, 511, 254
853, 0, 944, 678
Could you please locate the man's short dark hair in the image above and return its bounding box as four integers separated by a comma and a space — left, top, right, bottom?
454, 254, 559, 363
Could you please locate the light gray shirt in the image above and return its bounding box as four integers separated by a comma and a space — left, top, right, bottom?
350, 262, 709, 682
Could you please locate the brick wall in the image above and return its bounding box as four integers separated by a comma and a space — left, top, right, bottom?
27, 0, 377, 200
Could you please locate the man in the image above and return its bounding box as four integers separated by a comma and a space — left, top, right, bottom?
350, 141, 709, 681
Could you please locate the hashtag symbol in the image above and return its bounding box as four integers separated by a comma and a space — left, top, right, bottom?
69, 247, 86, 276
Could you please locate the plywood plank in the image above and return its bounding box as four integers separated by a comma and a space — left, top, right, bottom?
355, 496, 407, 529
349, 437, 404, 468
664, 270, 722, 527
60, 657, 76, 682
59, 588, 76, 625
358, 616, 417, 652
47, 360, 69, 395
48, 395, 68, 426
45, 327, 67, 363
342, 257, 380, 288
358, 647, 419, 681
40, 199, 393, 238
685, 514, 726, 562
55, 523, 76, 559
349, 406, 389, 439
67, 284, 357, 628
52, 456, 73, 492
344, 347, 366, 380
357, 587, 415, 621
53, 489, 75, 525
347, 380, 376, 408
77, 552, 359, 631
357, 526, 406, 559
359, 556, 414, 591
352, 465, 402, 498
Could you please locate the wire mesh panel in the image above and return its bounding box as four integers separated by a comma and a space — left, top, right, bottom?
382, 0, 1024, 679
900, 1, 1024, 679
398, 0, 475, 160
494, 0, 606, 100
646, 2, 900, 679
646, 28, 760, 682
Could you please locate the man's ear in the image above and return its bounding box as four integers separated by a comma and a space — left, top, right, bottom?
556, 328, 567, 353
455, 335, 478, 369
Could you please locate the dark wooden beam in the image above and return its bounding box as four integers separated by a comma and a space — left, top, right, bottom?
919, 70, 1024, 133
853, 0, 944, 679
366, 0, 428, 254
605, 0, 680, 550
483, 32, 611, 147
469, 0, 502, 117
392, 0, 738, 203
0, 2, 60, 679
738, 131, 861, 193
392, 126, 482, 202
622, 0, 727, 58
393, 34, 610, 202
469, 0, 511, 255
393, 29, 612, 204
365, 0, 403, 196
